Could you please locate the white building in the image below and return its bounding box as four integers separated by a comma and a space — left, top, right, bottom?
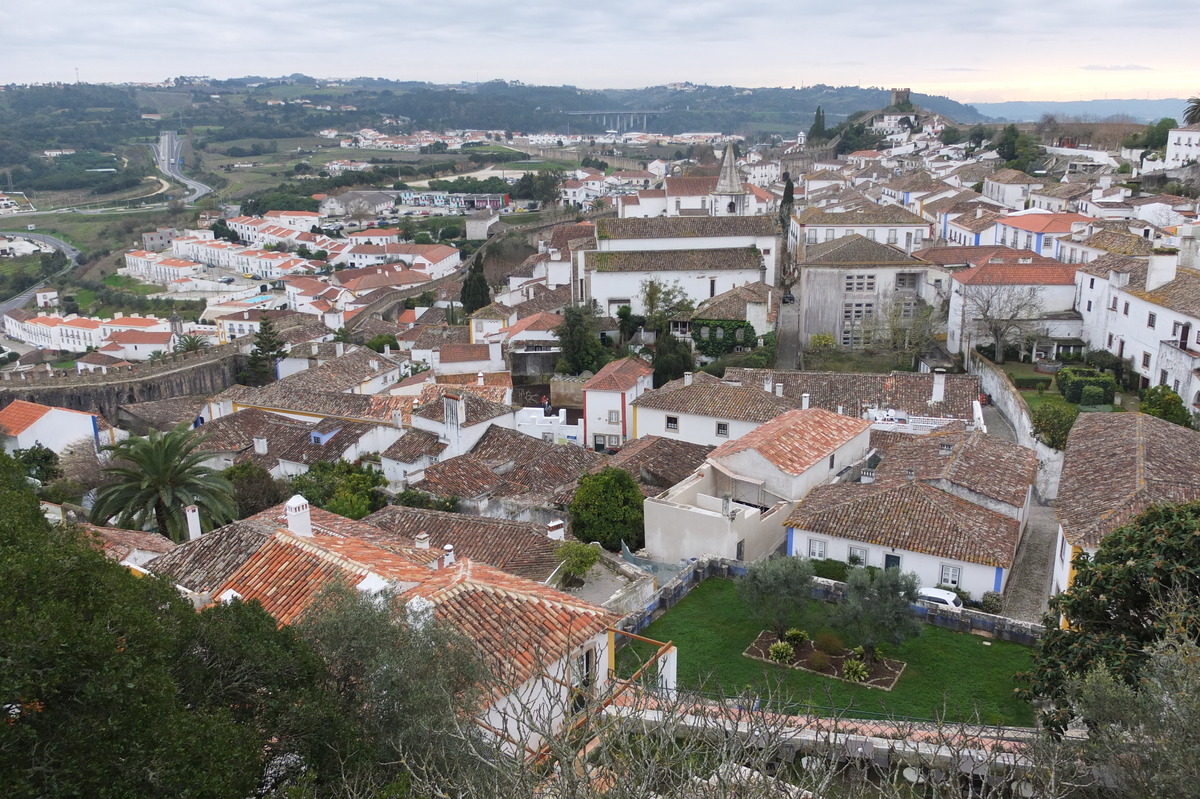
0, 399, 121, 454
581, 356, 655, 451
631, 372, 795, 447
1164, 122, 1200, 169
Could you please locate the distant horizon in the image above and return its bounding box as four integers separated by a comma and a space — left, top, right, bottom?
7, 1, 1197, 106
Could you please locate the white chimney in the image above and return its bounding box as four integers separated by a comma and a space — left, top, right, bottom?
1179, 224, 1199, 271
253, 436, 268, 455
547, 519, 566, 541
477, 371, 485, 386
801, 392, 810, 410
442, 544, 455, 566
392, 410, 405, 429
384, 344, 392, 356
1145, 252, 1178, 292
932, 369, 946, 403
285, 495, 313, 537
369, 358, 379, 371
310, 342, 319, 355
406, 595, 435, 629
683, 371, 693, 386
415, 531, 431, 549
335, 341, 344, 357
185, 504, 202, 541
775, 382, 784, 397
763, 376, 772, 392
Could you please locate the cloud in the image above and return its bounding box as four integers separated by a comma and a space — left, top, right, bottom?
1080, 64, 1153, 71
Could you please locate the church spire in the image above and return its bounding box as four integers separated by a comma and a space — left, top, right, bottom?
714, 142, 744, 195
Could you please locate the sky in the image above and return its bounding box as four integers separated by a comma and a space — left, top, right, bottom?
6, 0, 1198, 105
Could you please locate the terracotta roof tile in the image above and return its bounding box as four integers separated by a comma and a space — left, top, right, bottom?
583, 357, 654, 392
709, 408, 871, 474
596, 216, 777, 240
633, 375, 795, 422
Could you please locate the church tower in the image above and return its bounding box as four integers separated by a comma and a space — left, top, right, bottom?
710, 142, 747, 216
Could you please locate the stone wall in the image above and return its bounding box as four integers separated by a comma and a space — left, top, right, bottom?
550, 374, 587, 409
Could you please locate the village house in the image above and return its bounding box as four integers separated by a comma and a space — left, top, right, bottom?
0, 399, 123, 454
981, 168, 1043, 210
789, 203, 932, 255
581, 356, 655, 452
630, 371, 796, 447
644, 408, 872, 564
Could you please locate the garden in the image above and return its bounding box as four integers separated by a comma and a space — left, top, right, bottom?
618, 577, 1035, 726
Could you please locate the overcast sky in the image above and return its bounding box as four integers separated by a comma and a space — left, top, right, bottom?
7, 1, 1197, 104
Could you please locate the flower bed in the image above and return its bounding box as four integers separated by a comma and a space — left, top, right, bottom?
744, 631, 905, 691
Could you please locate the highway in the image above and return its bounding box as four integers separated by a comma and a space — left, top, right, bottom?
0, 231, 82, 314
151, 131, 214, 204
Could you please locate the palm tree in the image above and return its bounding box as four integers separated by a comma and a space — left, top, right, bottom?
174, 333, 211, 354
90, 425, 236, 543
1186, 96, 1200, 126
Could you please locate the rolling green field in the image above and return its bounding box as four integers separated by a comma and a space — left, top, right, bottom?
618, 579, 1035, 726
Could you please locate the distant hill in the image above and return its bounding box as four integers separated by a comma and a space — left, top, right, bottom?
971, 98, 1189, 124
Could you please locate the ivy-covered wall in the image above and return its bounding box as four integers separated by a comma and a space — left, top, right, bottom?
691, 319, 756, 358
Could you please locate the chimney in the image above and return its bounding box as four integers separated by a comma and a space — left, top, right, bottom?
185, 504, 202, 541
932, 369, 946, 403
384, 344, 392, 356
335, 341, 344, 357
905, 468, 915, 481
285, 495, 313, 537
457, 394, 467, 426
1179, 224, 1199, 271
683, 371, 693, 386
253, 436, 268, 455
392, 410, 404, 428
415, 531, 431, 549
1145, 252, 1179, 292
775, 382, 784, 397
477, 371, 485, 386
547, 519, 566, 541
442, 544, 455, 566
763, 376, 772, 393
369, 358, 379, 371
310, 342, 319, 355
801, 392, 810, 410
406, 595, 435, 629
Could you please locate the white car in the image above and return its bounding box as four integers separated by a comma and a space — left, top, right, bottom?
916, 587, 963, 611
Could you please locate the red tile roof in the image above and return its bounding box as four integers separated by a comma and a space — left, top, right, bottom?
0, 399, 53, 434
998, 213, 1092, 234
709, 408, 870, 474
954, 262, 1078, 286
584, 357, 654, 392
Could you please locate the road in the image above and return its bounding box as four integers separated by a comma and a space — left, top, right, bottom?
0, 231, 83, 314
775, 301, 800, 369
151, 131, 213, 203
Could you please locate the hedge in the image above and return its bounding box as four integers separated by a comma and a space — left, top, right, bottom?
1079, 385, 1106, 406
1010, 375, 1052, 391
1055, 366, 1117, 404
691, 319, 756, 359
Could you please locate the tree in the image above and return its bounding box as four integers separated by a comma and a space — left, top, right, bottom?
964, 283, 1045, 364
1030, 399, 1079, 450
90, 425, 236, 542
555, 303, 609, 375
1024, 501, 1200, 731
174, 333, 211, 353
1139, 384, 1193, 428
568, 467, 644, 550
365, 333, 398, 353
939, 126, 962, 145
13, 442, 61, 484
651, 332, 694, 388
1186, 96, 1200, 126
778, 172, 794, 229
615, 304, 644, 344
223, 461, 290, 518
556, 540, 600, 584
290, 460, 386, 520
293, 582, 489, 792
242, 317, 286, 386
808, 106, 826, 141
332, 325, 353, 344
460, 265, 491, 315
737, 557, 817, 640
835, 566, 921, 666
640, 277, 693, 335
967, 124, 993, 147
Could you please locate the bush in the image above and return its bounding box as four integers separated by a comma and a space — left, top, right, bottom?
807, 651, 831, 671
1056, 366, 1117, 404
811, 558, 849, 581
784, 628, 809, 647
850, 645, 865, 661
815, 632, 844, 655
981, 591, 1005, 615
556, 540, 600, 583
1079, 385, 1106, 406
843, 659, 869, 682
1032, 399, 1080, 450
1011, 375, 1052, 391
767, 641, 794, 664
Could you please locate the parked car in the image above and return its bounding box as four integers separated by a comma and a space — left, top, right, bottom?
916, 587, 963, 611
219, 277, 235, 284
781, 293, 796, 305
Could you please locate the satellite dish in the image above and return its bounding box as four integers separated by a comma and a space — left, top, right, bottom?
902, 766, 924, 784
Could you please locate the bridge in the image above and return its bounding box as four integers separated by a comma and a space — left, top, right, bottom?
565, 110, 663, 133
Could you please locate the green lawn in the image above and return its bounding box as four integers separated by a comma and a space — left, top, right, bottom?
618, 579, 1034, 726
103, 274, 158, 295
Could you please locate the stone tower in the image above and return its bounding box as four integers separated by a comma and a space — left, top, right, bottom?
710, 142, 747, 217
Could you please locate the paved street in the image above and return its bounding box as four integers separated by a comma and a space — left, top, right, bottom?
775, 302, 799, 369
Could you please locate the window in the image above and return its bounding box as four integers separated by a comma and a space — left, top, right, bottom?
1089, 278, 1095, 289
845, 274, 876, 292
665, 415, 679, 431
865, 229, 876, 241
939, 565, 961, 588
806, 229, 817, 243
901, 300, 917, 319
1160, 369, 1169, 386
1143, 352, 1152, 369
808, 539, 827, 559
714, 326, 724, 340
1086, 300, 1093, 312
1148, 312, 1157, 329
1107, 333, 1114, 347
825, 228, 835, 242
1123, 302, 1130, 316
842, 301, 875, 321
895, 273, 919, 290
1110, 297, 1118, 311
608, 410, 620, 424
840, 328, 867, 347
716, 422, 729, 437
828, 454, 835, 470
849, 546, 868, 566
608, 435, 620, 446
887, 229, 898, 244
762, 248, 771, 256
734, 327, 745, 342
700, 326, 710, 339
1174, 379, 1181, 393
542, 433, 554, 443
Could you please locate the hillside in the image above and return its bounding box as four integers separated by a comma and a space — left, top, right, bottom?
971, 98, 1189, 124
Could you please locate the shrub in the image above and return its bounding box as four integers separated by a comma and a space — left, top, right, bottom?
784, 628, 809, 647
1032, 399, 1080, 450
815, 632, 844, 655
807, 651, 831, 671
850, 645, 865, 661
1011, 376, 1052, 391
768, 641, 794, 664
811, 558, 849, 581
1056, 366, 1116, 404
981, 591, 1005, 615
1079, 385, 1106, 406
843, 659, 868, 682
